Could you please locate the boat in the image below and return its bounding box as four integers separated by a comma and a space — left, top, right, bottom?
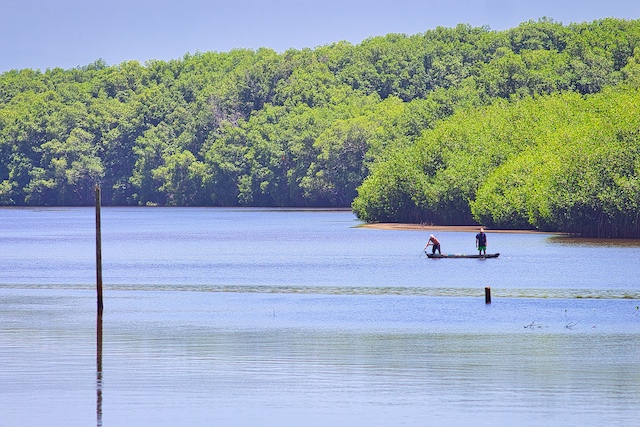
425, 252, 500, 259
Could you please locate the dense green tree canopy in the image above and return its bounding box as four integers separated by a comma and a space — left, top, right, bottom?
2, 18, 640, 236
353, 83, 640, 237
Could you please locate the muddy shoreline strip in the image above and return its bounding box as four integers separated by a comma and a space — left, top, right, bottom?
358, 223, 557, 234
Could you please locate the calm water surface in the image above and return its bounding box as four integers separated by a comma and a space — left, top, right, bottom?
1, 207, 639, 426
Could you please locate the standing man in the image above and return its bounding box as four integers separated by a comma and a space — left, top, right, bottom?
476, 228, 487, 256
425, 234, 441, 255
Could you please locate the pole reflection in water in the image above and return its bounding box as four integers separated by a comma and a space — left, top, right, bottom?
96, 312, 103, 427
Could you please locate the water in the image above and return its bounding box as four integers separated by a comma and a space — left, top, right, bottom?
1, 207, 639, 426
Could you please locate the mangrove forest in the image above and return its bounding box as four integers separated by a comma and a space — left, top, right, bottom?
2, 17, 640, 237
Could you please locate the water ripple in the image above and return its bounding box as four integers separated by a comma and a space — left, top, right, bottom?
2, 283, 639, 299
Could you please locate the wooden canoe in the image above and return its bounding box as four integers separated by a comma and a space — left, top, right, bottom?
425, 252, 500, 259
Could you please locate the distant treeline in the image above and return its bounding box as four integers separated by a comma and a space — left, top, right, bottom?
2, 18, 640, 236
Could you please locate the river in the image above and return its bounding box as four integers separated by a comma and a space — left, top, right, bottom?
1, 207, 639, 426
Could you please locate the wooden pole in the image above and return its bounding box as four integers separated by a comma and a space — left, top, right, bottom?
485, 286, 491, 304
96, 185, 103, 314
95, 184, 104, 427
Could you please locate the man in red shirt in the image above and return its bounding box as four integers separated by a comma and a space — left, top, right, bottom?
425, 234, 441, 255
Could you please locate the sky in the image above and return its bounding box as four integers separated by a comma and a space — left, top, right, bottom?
2, 0, 640, 73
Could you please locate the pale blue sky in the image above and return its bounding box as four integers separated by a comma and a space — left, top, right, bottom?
2, 0, 640, 72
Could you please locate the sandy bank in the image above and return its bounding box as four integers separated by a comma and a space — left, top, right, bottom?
358, 223, 556, 234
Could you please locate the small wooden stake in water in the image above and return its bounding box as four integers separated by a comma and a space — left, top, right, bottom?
485, 286, 491, 304
96, 185, 103, 314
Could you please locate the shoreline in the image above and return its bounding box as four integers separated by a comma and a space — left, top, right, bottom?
358, 223, 557, 234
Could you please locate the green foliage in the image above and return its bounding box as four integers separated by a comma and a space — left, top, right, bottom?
357, 86, 640, 237
351, 146, 427, 223
470, 88, 640, 237
2, 18, 640, 237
